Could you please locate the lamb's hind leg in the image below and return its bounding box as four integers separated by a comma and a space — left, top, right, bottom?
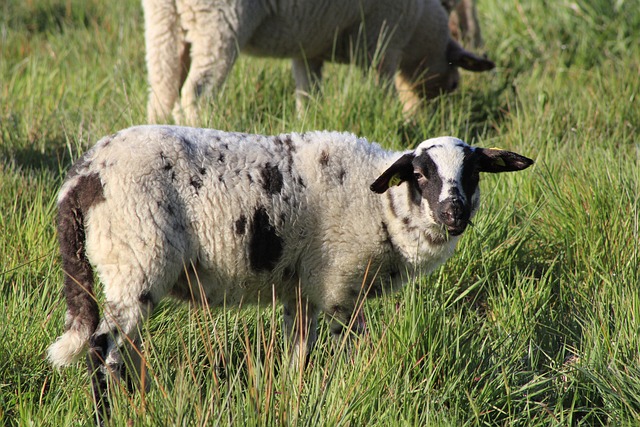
87, 293, 155, 425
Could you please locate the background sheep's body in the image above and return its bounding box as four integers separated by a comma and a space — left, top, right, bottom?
48, 125, 533, 423
143, 0, 494, 123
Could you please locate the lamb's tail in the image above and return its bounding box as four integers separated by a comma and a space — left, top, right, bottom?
48, 170, 105, 367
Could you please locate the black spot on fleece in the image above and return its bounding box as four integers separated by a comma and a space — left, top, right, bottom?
249, 207, 283, 272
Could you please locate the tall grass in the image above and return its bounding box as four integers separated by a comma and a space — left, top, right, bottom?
1, 0, 638, 425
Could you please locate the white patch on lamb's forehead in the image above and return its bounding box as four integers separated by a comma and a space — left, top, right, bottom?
415, 137, 475, 202
415, 136, 471, 157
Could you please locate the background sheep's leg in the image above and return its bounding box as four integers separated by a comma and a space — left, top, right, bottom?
177, 5, 267, 125
292, 57, 323, 114
177, 25, 238, 125
283, 299, 318, 370
143, 0, 184, 123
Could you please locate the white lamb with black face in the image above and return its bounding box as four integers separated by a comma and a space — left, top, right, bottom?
47, 125, 532, 423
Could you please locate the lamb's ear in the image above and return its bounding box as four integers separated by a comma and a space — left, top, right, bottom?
446, 39, 495, 72
476, 148, 534, 173
370, 153, 415, 194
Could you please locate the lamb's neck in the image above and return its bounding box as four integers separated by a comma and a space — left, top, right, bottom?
380, 185, 459, 272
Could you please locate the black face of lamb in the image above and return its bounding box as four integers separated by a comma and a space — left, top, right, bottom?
371, 143, 534, 237
412, 150, 478, 236
249, 207, 283, 272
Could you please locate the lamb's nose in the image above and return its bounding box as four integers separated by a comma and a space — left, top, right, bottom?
437, 198, 468, 235
438, 198, 462, 224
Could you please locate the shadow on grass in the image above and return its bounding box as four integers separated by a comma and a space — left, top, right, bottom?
4, 0, 105, 35
0, 142, 72, 177
397, 79, 514, 147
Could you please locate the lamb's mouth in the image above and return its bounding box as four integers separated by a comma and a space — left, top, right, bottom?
446, 225, 467, 236
427, 221, 470, 243
445, 218, 474, 236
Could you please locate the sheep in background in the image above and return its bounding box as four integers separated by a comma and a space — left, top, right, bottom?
143, 0, 495, 123
48, 125, 532, 423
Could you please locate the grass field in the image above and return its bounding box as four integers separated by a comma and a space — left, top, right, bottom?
1, 0, 639, 425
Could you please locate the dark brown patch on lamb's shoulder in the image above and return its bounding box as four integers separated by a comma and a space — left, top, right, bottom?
261, 163, 283, 194
249, 207, 283, 272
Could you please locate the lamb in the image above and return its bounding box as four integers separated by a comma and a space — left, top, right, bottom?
143, 0, 495, 123
47, 125, 533, 423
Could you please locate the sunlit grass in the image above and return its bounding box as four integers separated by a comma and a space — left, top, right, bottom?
1, 0, 639, 424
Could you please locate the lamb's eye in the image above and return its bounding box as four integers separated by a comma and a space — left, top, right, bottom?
414, 172, 425, 181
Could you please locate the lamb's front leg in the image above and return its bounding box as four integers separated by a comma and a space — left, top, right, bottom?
282, 298, 318, 370
327, 303, 367, 358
